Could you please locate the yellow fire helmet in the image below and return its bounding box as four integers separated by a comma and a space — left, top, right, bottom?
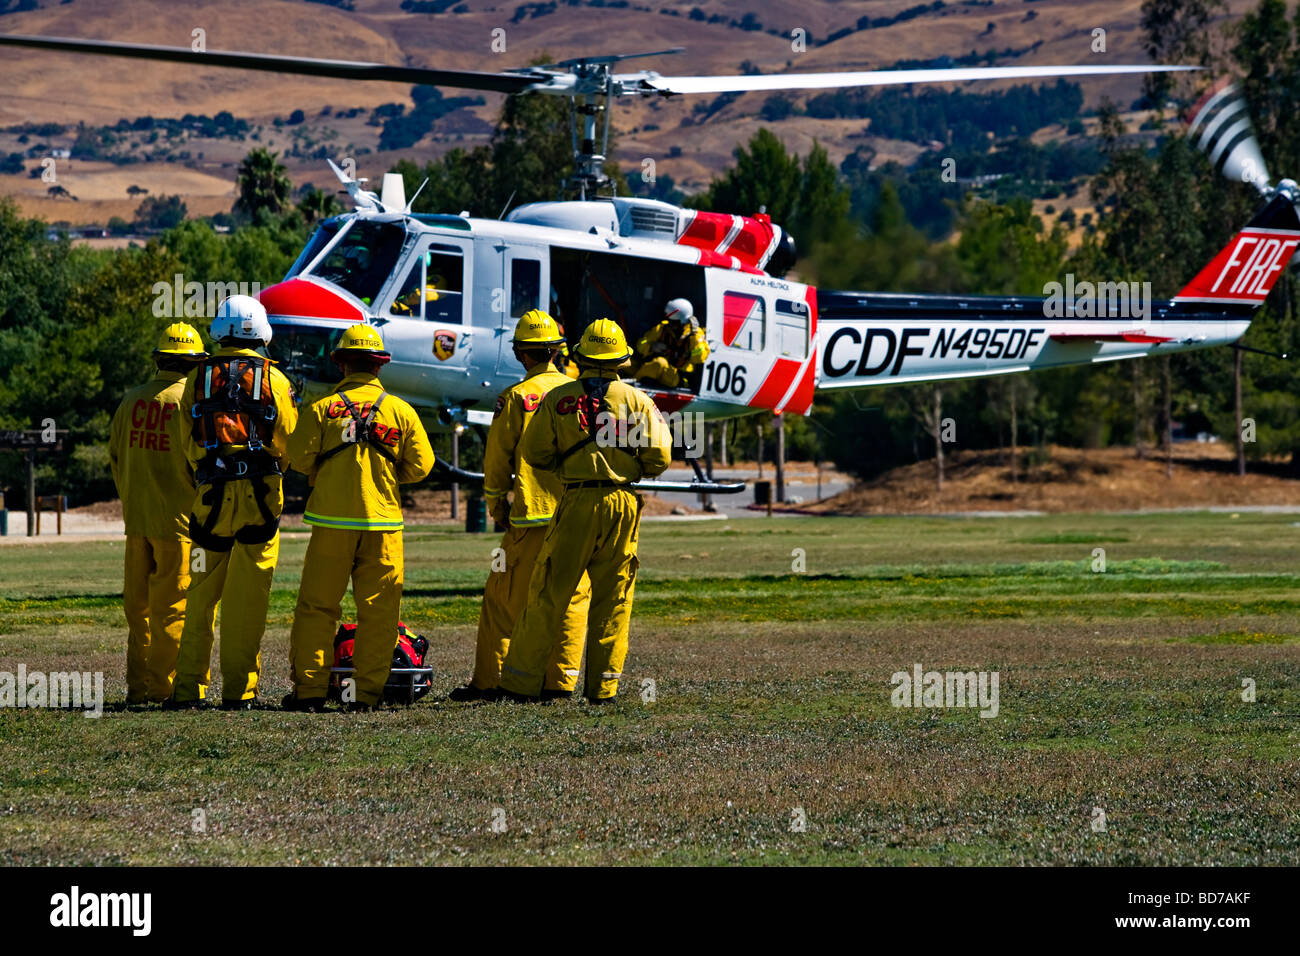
152, 322, 207, 360
575, 318, 632, 365
331, 323, 392, 364
512, 309, 565, 348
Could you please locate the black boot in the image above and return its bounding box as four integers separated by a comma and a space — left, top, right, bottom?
448, 684, 499, 703
540, 689, 574, 703
281, 693, 329, 713
162, 696, 203, 711
497, 689, 537, 704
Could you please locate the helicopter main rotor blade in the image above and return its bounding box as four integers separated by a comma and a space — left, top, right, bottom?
0, 33, 546, 95
554, 46, 685, 68
632, 63, 1197, 96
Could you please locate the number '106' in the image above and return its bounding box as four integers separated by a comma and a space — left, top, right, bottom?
704, 361, 747, 396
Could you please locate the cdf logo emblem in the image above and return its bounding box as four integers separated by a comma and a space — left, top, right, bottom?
433, 330, 457, 361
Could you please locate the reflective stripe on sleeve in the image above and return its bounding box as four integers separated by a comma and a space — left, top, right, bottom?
509, 513, 554, 527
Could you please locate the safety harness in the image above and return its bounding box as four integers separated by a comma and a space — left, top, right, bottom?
188, 355, 282, 551
555, 376, 640, 483
315, 390, 399, 467
658, 323, 692, 367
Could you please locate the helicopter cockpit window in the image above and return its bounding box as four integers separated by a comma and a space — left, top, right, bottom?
285, 219, 341, 279
510, 259, 541, 317
389, 247, 464, 324
308, 219, 406, 307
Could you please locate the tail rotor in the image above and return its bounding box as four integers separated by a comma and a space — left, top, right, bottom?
1186, 79, 1272, 194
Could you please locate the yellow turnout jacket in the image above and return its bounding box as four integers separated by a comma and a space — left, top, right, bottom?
289, 372, 434, 531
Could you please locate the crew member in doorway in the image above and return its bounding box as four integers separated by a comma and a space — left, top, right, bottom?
630, 298, 709, 390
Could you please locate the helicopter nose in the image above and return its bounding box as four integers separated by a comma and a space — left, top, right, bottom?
259, 277, 367, 322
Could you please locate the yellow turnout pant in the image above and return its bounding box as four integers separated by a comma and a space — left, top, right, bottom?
123, 535, 191, 702
633, 357, 681, 389
289, 527, 403, 707
500, 487, 642, 700
172, 534, 279, 703
472, 524, 590, 691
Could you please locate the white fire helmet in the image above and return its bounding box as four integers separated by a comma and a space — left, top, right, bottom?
211, 294, 272, 345
664, 298, 694, 324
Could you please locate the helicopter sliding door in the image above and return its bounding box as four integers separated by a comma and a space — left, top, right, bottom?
548, 246, 707, 388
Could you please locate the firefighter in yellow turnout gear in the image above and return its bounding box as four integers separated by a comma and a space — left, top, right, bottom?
169, 296, 298, 709
449, 310, 591, 702
499, 319, 672, 702
285, 324, 434, 711
109, 323, 207, 703
631, 297, 709, 390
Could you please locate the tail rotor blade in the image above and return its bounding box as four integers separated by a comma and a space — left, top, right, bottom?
1187, 80, 1271, 194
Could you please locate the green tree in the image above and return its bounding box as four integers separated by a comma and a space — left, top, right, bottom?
955, 197, 1068, 295
133, 194, 187, 231
235, 148, 292, 220
692, 128, 803, 226
297, 185, 343, 224
690, 130, 855, 253
790, 142, 851, 248
1140, 0, 1227, 103
807, 183, 960, 293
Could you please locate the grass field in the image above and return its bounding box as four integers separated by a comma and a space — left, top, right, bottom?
1, 512, 1298, 866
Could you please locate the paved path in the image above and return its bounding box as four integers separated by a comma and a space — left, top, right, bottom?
642, 464, 851, 518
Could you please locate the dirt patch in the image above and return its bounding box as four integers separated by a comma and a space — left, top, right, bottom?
807, 443, 1300, 515
639, 493, 702, 517
76, 498, 123, 521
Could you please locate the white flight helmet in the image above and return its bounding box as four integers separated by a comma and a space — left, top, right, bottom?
664, 297, 694, 324
211, 294, 272, 345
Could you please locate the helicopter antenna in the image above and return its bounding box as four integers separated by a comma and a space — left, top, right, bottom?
404, 177, 430, 214
498, 189, 518, 220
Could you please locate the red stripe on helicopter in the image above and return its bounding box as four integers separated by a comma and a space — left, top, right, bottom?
1174, 228, 1300, 305
649, 392, 694, 414
774, 287, 818, 415
258, 277, 366, 321
1050, 331, 1174, 344
696, 248, 763, 274
679, 209, 775, 272
749, 357, 802, 410
779, 359, 817, 416
724, 211, 776, 263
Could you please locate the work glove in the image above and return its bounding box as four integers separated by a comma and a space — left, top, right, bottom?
490, 497, 511, 528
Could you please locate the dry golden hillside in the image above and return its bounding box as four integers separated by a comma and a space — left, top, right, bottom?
0, 0, 1258, 223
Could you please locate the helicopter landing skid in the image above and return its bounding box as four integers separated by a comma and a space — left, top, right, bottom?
432, 459, 745, 495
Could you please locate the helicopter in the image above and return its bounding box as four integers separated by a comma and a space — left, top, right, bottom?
2, 34, 1295, 494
